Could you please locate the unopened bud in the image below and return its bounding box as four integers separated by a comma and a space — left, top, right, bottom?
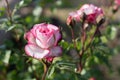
66, 16, 76, 27
96, 14, 105, 27
112, 5, 119, 13
81, 12, 87, 22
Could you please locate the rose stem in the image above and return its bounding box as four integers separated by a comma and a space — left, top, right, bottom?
82, 26, 99, 67
77, 23, 86, 72
42, 64, 48, 80
77, 28, 86, 72
77, 14, 87, 72
84, 27, 99, 52
41, 60, 50, 80
5, 0, 13, 24
70, 27, 76, 48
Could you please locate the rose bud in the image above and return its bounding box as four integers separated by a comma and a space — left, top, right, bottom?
66, 11, 80, 26
66, 4, 104, 25
77, 4, 104, 24
96, 14, 105, 27
112, 5, 119, 13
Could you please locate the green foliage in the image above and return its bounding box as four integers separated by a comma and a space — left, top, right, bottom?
0, 7, 5, 17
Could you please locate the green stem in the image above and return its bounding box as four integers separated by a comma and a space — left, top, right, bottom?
41, 60, 50, 80
70, 27, 76, 48
84, 27, 98, 52
5, 0, 13, 23
77, 30, 86, 73
82, 27, 99, 68
77, 23, 86, 73
42, 64, 49, 80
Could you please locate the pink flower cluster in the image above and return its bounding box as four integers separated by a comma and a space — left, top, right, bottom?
115, 0, 120, 5
67, 4, 104, 25
24, 23, 62, 61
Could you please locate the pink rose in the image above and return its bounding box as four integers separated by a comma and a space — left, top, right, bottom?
115, 0, 120, 5
24, 23, 62, 60
67, 4, 104, 25
78, 4, 104, 23
67, 11, 81, 25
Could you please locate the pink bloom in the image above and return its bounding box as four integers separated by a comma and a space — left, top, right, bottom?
24, 23, 62, 60
78, 4, 103, 23
67, 4, 104, 24
67, 12, 81, 25
66, 11, 81, 26
115, 0, 120, 5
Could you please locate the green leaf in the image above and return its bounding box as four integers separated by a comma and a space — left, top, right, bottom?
3, 50, 11, 65
110, 27, 117, 40
47, 66, 55, 78
6, 25, 16, 31
100, 36, 108, 43
0, 7, 5, 17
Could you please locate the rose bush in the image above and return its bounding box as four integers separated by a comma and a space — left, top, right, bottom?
0, 0, 116, 79
67, 4, 104, 25
24, 23, 62, 60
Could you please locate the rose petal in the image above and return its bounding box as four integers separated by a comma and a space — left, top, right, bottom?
54, 30, 61, 45
24, 31, 36, 44
36, 34, 55, 49
35, 25, 53, 42
69, 12, 81, 21
46, 34, 55, 47
47, 24, 59, 31
36, 38, 46, 48
47, 24, 61, 45
81, 4, 95, 15
47, 46, 62, 57
25, 44, 49, 59
31, 23, 46, 36
66, 16, 72, 25
34, 24, 55, 48
36, 30, 50, 42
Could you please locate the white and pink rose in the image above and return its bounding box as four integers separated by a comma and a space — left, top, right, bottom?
24, 23, 62, 61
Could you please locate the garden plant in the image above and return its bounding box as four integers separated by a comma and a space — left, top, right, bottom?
0, 0, 120, 80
